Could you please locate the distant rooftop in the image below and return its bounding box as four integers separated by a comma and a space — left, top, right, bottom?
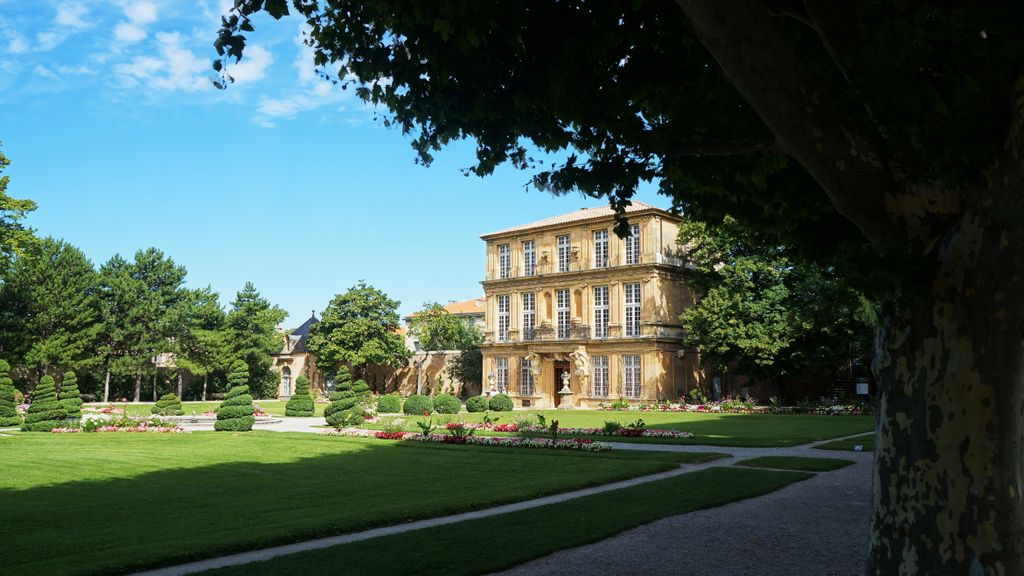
403, 297, 486, 322
481, 201, 673, 238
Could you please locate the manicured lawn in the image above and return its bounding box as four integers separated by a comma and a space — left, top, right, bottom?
736, 456, 854, 472
84, 400, 329, 417
0, 431, 719, 576
369, 410, 876, 447
206, 466, 811, 576
814, 432, 875, 452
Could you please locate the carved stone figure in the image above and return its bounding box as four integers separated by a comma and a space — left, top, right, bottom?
569, 346, 590, 392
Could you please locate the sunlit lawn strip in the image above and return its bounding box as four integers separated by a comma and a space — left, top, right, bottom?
1, 432, 717, 576
83, 400, 329, 417
814, 432, 875, 452
736, 456, 855, 472
205, 467, 810, 576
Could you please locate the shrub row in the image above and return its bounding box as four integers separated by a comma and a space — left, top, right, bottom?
0, 359, 19, 427
22, 375, 67, 432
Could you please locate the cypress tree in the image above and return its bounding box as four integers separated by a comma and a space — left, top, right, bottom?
152, 393, 184, 416
0, 360, 20, 427
324, 366, 356, 428
215, 360, 254, 431
284, 375, 314, 417
58, 371, 82, 420
22, 375, 66, 431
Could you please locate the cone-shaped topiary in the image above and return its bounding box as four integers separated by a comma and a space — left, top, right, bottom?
284, 375, 314, 416
324, 367, 358, 428
215, 360, 254, 431
22, 375, 67, 431
152, 393, 184, 416
58, 371, 83, 420
0, 360, 20, 427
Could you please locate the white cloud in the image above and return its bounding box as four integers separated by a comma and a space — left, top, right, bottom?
114, 22, 147, 44
5, 32, 27, 54
55, 64, 97, 75
55, 4, 91, 29
124, 1, 158, 25
225, 45, 272, 85
114, 32, 209, 93
33, 64, 58, 80
253, 29, 351, 125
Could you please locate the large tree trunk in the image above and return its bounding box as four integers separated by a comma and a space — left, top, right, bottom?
152, 373, 157, 402
202, 373, 208, 402
176, 372, 184, 399
133, 372, 141, 403
868, 181, 1024, 570
103, 369, 111, 403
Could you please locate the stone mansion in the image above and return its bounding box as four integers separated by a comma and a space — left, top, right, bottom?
480, 202, 702, 409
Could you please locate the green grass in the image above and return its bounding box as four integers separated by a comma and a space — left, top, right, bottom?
814, 432, 875, 452
0, 431, 720, 576
206, 466, 810, 576
84, 400, 329, 417
367, 410, 876, 447
736, 455, 854, 472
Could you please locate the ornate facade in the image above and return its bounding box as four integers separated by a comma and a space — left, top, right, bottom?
480, 202, 702, 409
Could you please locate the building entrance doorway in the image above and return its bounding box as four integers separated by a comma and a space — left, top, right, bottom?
553, 361, 570, 408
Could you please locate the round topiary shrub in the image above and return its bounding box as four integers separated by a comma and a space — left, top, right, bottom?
403, 394, 433, 415
58, 371, 83, 420
284, 375, 314, 417
377, 394, 401, 413
22, 375, 67, 432
488, 394, 514, 412
152, 393, 184, 416
0, 360, 21, 427
465, 395, 489, 413
433, 393, 461, 414
215, 361, 255, 432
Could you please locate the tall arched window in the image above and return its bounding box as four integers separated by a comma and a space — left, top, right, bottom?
282, 366, 292, 396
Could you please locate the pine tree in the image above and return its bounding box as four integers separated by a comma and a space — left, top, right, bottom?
58, 371, 82, 420
0, 360, 20, 427
152, 393, 184, 416
324, 366, 358, 428
284, 375, 314, 417
215, 360, 254, 431
22, 375, 67, 431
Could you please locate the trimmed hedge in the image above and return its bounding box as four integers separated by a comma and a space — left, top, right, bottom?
377, 394, 401, 414
22, 375, 67, 432
284, 375, 314, 417
215, 361, 254, 432
433, 393, 461, 414
488, 394, 514, 412
152, 393, 184, 416
325, 367, 364, 428
58, 371, 83, 419
403, 394, 433, 415
0, 359, 20, 427
465, 395, 489, 413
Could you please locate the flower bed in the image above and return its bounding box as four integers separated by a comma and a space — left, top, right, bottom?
441, 421, 694, 439
321, 428, 611, 452
52, 424, 187, 433
597, 401, 872, 416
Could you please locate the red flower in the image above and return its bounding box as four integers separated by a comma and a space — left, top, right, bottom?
423, 410, 430, 417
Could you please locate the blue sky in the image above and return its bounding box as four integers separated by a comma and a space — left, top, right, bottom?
0, 1, 667, 324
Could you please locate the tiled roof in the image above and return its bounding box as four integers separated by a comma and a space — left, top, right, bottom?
403, 297, 486, 322
292, 312, 319, 337
481, 201, 668, 238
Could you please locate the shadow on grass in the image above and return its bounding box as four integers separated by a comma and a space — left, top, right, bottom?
1, 433, 711, 576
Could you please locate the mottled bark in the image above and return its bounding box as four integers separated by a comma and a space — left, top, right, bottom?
176, 372, 183, 399
133, 372, 141, 403
151, 373, 156, 402
103, 369, 110, 403
201, 373, 208, 402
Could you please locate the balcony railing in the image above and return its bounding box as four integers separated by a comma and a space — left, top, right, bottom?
485, 323, 682, 345
485, 252, 680, 281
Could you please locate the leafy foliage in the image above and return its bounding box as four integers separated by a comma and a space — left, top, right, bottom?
408, 303, 479, 350
488, 394, 514, 412
152, 393, 185, 416
376, 394, 401, 414
306, 281, 410, 377
324, 367, 365, 428
58, 371, 82, 419
0, 359, 19, 426
225, 282, 287, 399
21, 375, 66, 432
215, 361, 254, 431
679, 217, 874, 380
0, 146, 37, 277
465, 395, 489, 413
284, 375, 314, 417
402, 394, 433, 415
432, 393, 461, 414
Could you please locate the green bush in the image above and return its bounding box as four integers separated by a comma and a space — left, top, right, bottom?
465, 395, 489, 413
325, 367, 364, 428
284, 375, 314, 417
488, 394, 513, 412
433, 393, 461, 414
377, 394, 401, 413
22, 375, 67, 431
58, 371, 82, 419
402, 394, 433, 415
0, 359, 20, 427
215, 361, 254, 432
152, 393, 184, 416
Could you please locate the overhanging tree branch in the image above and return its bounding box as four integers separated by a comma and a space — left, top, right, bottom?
663, 133, 778, 157
676, 0, 903, 247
